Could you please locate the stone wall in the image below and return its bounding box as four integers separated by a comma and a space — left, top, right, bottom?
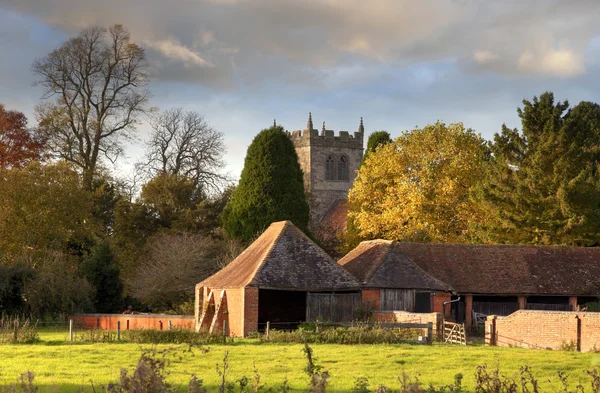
486, 310, 600, 351
371, 311, 443, 339
289, 128, 363, 227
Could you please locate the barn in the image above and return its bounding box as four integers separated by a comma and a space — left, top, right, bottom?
195, 221, 360, 336
338, 240, 453, 314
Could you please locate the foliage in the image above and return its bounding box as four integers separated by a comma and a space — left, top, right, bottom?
33, 24, 150, 189
0, 265, 35, 315
0, 103, 46, 169
0, 317, 39, 344
127, 232, 229, 311
139, 107, 228, 192
349, 122, 486, 243
471, 92, 600, 245
261, 324, 420, 344
139, 173, 205, 230
0, 162, 94, 262
363, 130, 392, 163
22, 251, 94, 317
84, 243, 124, 313
121, 329, 226, 345
222, 126, 309, 243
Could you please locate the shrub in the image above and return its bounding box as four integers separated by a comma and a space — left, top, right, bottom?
122, 328, 228, 345
261, 324, 420, 344
0, 316, 39, 344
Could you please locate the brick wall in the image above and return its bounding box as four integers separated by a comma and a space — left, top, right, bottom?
432, 292, 451, 316
372, 311, 443, 339
362, 289, 381, 310
72, 314, 194, 331
485, 310, 600, 351
244, 287, 259, 336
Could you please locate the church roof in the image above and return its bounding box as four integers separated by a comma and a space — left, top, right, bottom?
338, 240, 451, 292
320, 198, 349, 233
198, 221, 359, 291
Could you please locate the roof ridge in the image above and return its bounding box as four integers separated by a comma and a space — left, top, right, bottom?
246, 221, 289, 286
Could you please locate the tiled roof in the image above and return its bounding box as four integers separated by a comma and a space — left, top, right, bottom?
199, 221, 359, 291
394, 243, 600, 296
320, 198, 348, 233
338, 240, 451, 291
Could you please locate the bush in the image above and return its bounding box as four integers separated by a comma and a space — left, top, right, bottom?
261, 324, 421, 344
0, 316, 39, 344
122, 329, 228, 345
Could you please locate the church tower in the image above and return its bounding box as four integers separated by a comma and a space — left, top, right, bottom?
288, 113, 364, 230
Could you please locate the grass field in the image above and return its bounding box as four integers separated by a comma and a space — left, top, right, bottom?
1, 329, 599, 392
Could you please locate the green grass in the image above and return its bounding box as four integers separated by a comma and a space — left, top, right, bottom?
0, 328, 598, 392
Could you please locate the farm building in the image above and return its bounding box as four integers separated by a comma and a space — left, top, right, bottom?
390, 243, 600, 326
196, 222, 600, 336
338, 240, 452, 314
195, 220, 360, 336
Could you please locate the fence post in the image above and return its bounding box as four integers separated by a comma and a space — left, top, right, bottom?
576, 315, 582, 352
168, 320, 172, 330
266, 321, 270, 340
427, 322, 433, 344
69, 319, 73, 342
13, 319, 19, 342
223, 319, 229, 344
315, 321, 319, 334
117, 321, 121, 341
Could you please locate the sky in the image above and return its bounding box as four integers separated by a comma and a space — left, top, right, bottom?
1, 0, 600, 180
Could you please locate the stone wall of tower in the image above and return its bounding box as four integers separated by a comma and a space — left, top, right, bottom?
289, 122, 364, 228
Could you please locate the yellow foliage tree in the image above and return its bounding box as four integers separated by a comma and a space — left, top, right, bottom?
348, 122, 486, 243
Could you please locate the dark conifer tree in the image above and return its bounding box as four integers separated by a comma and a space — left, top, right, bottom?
222, 125, 309, 242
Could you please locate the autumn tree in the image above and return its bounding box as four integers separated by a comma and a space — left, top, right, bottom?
221, 125, 309, 242
0, 162, 94, 262
471, 92, 600, 245
138, 108, 227, 192
33, 25, 149, 189
348, 122, 486, 243
0, 104, 45, 168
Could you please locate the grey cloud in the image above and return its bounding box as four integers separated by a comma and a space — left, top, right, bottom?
2, 0, 600, 88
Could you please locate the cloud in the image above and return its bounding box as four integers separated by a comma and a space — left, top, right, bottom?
144, 38, 214, 68
473, 50, 500, 65
1, 0, 599, 88
518, 46, 585, 77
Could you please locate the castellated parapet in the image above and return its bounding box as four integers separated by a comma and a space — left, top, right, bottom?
286, 113, 364, 229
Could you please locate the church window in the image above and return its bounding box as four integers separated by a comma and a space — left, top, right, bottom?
326, 155, 336, 180
338, 155, 348, 181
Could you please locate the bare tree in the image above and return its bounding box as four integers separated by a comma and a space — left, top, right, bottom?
128, 232, 242, 310
139, 108, 227, 193
33, 25, 150, 189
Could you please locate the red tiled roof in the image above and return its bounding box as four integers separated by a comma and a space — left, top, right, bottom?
394, 243, 600, 296
338, 240, 451, 291
320, 199, 348, 232
199, 221, 359, 291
